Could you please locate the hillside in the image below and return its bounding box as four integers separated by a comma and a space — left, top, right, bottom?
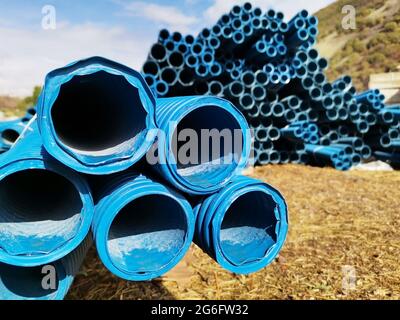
316, 0, 400, 90
1, 1, 399, 115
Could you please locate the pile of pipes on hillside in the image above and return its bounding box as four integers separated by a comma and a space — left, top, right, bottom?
0, 56, 288, 300
142, 3, 400, 170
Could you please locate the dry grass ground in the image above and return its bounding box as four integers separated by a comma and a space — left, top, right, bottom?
67, 165, 400, 300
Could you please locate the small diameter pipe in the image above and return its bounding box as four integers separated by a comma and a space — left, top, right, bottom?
0, 236, 91, 300
37, 56, 157, 175
194, 175, 288, 274
91, 173, 194, 281
154, 96, 251, 195
167, 51, 184, 68
142, 60, 159, 76
0, 121, 94, 267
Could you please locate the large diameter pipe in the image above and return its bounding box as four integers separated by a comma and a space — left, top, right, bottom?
0, 121, 94, 267
0, 236, 91, 300
154, 96, 251, 195
91, 173, 194, 281
36, 56, 157, 175
194, 175, 288, 274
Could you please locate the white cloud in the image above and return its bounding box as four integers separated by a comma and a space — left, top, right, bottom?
116, 1, 199, 33
0, 22, 151, 96
204, 0, 335, 24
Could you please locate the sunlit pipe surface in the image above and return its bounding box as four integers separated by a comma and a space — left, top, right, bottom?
154, 96, 251, 195
91, 172, 194, 281
0, 121, 94, 267
0, 236, 91, 300
194, 175, 288, 274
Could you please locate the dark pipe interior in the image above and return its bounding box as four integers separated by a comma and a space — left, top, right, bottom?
107, 195, 187, 273
0, 169, 83, 255
159, 29, 169, 40
172, 106, 242, 187
156, 81, 168, 96
0, 263, 59, 299
168, 52, 184, 68
143, 61, 159, 76
194, 81, 208, 95
161, 68, 177, 84
220, 191, 278, 265
150, 44, 166, 61
1, 129, 19, 145
52, 72, 147, 154
179, 69, 194, 85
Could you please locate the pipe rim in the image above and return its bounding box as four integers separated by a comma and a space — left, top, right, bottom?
0, 160, 93, 267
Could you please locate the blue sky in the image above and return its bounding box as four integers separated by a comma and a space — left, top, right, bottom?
0, 0, 335, 96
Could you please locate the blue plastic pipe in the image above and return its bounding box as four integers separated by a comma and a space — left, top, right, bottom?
36, 56, 157, 175
0, 120, 94, 267
154, 96, 251, 195
194, 175, 288, 274
91, 172, 194, 281
0, 235, 91, 300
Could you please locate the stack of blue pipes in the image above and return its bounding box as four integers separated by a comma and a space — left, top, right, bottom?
141, 3, 400, 170
0, 56, 288, 299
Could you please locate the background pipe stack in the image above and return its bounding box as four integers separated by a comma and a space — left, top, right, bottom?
0, 56, 288, 299
142, 2, 399, 170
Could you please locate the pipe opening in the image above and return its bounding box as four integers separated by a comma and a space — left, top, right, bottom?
51, 71, 147, 155
27, 108, 36, 115
1, 129, 19, 146
144, 75, 155, 87
161, 68, 177, 85
209, 37, 220, 49
0, 169, 83, 256
256, 128, 268, 141
220, 14, 230, 24
240, 94, 254, 109
165, 41, 175, 51
242, 72, 255, 86
185, 35, 194, 44
192, 43, 203, 55
196, 65, 208, 77
210, 64, 221, 76
156, 81, 168, 96
168, 52, 184, 68
201, 28, 210, 39
229, 82, 243, 96
186, 55, 197, 67
143, 60, 159, 76
0, 263, 59, 299
177, 43, 188, 54
220, 191, 278, 265
209, 82, 223, 95
172, 32, 182, 42
107, 195, 187, 274
179, 69, 194, 85
232, 19, 241, 29
268, 127, 280, 140
172, 106, 242, 188
380, 135, 391, 147
202, 53, 213, 64
233, 32, 244, 43
159, 29, 169, 41
252, 86, 265, 100
255, 71, 268, 85
253, 7, 262, 16
150, 44, 166, 61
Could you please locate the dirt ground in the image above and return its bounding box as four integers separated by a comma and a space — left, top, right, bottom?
67, 164, 400, 300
